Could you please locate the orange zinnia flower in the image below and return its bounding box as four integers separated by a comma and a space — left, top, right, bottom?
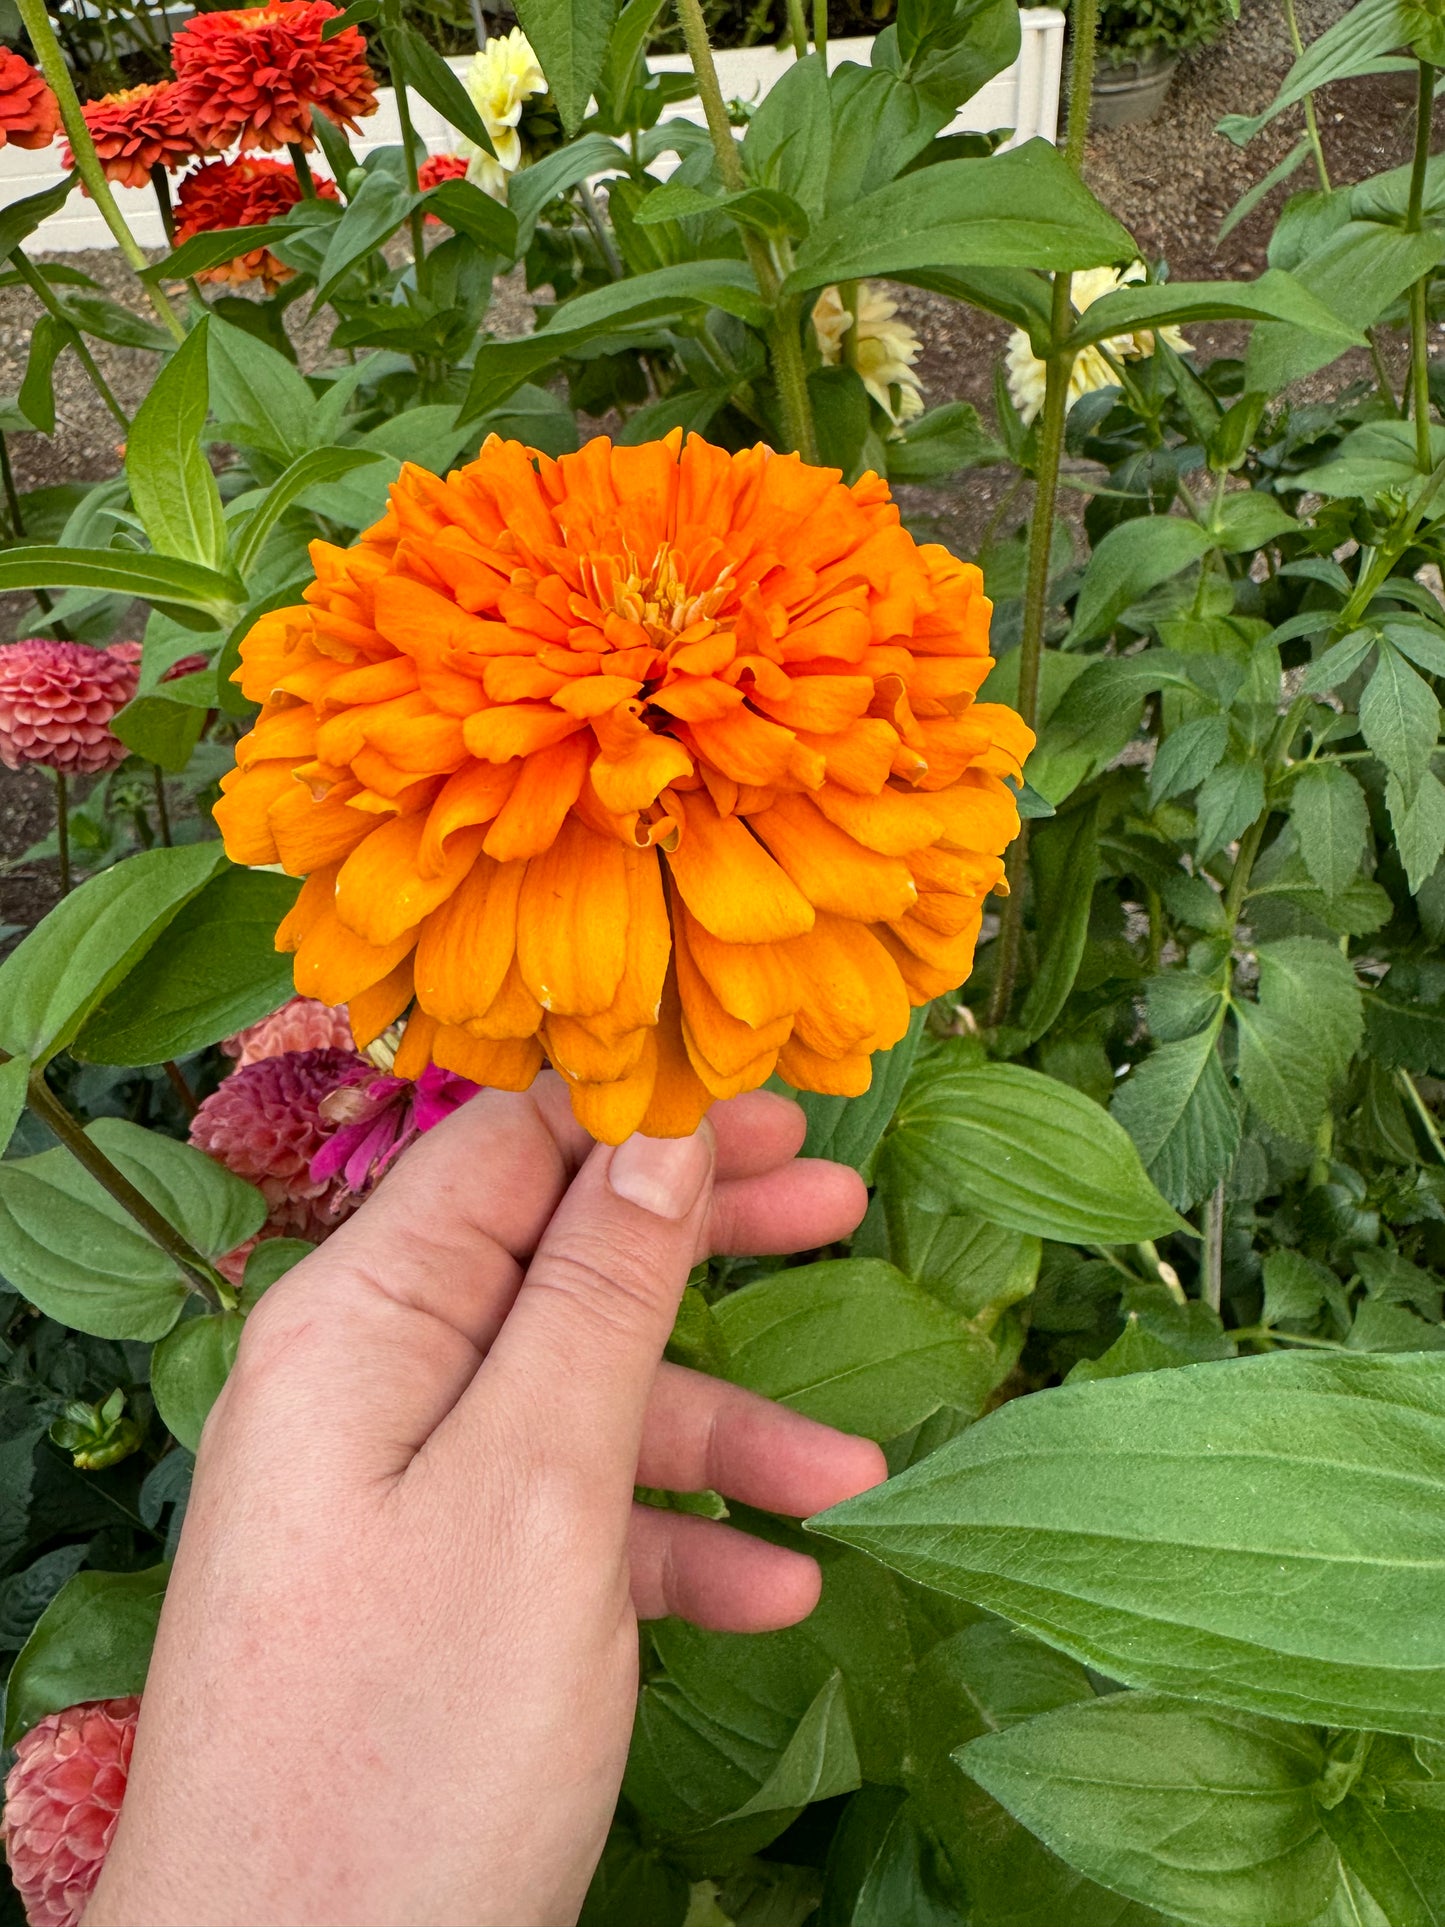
174, 156, 338, 291
0, 49, 59, 151
215, 433, 1031, 1143
62, 82, 202, 190
171, 0, 376, 154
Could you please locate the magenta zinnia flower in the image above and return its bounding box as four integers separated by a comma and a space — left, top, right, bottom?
0, 640, 141, 776
223, 995, 356, 1069
190, 1046, 372, 1243
2, 1697, 139, 1927
312, 1064, 479, 1198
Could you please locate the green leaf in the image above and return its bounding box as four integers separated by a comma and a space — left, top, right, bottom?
1322, 1776, 1445, 1927
1195, 756, 1265, 862
0, 843, 226, 1064
206, 314, 318, 464
110, 691, 204, 772
1219, 0, 1416, 145
1234, 937, 1363, 1143
1261, 1249, 1343, 1327
232, 446, 382, 579
1065, 270, 1361, 351
1292, 762, 1370, 898
0, 1050, 30, 1160
1150, 715, 1230, 806
712, 1259, 1000, 1441
1389, 770, 1445, 895
635, 181, 810, 241
785, 142, 1137, 294
151, 222, 312, 284
783, 1008, 926, 1176
883, 401, 1006, 481
74, 867, 300, 1066
1068, 519, 1216, 645
506, 133, 630, 256
958, 1694, 1337, 1927
742, 52, 832, 217
241, 1238, 314, 1309
1302, 628, 1378, 694
1213, 490, 1300, 553
579, 1824, 689, 1927
512, 0, 620, 135
1365, 969, 1445, 1075
1383, 615, 1445, 679
1002, 800, 1100, 1052
1361, 640, 1441, 798
1248, 224, 1445, 393
126, 320, 227, 570
151, 1311, 243, 1452
1294, 418, 1445, 498
0, 1118, 263, 1339
4, 1566, 168, 1747
389, 23, 496, 154
883, 1062, 1187, 1244
1111, 1025, 1240, 1212
16, 312, 71, 435
811, 1349, 1445, 1741
0, 173, 81, 267
822, 1786, 961, 1927
419, 177, 517, 255
0, 546, 242, 625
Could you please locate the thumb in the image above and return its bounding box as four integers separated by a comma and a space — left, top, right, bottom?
437, 1125, 716, 1485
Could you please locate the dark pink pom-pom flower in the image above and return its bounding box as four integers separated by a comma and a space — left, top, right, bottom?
1, 1696, 139, 1927
0, 640, 141, 776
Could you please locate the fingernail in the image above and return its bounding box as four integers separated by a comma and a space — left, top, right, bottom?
607, 1126, 713, 1220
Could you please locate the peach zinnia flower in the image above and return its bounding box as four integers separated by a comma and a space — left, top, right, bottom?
173, 156, 338, 291
0, 49, 60, 151
214, 432, 1030, 1143
62, 82, 202, 190
0, 639, 140, 776
2, 1696, 138, 1927
171, 0, 376, 154
223, 994, 356, 1067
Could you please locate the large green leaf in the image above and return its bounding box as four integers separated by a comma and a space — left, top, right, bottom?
232, 446, 382, 579
1234, 937, 1363, 1143
1063, 270, 1361, 351
713, 1259, 1000, 1440
1247, 223, 1445, 392
1361, 640, 1441, 799
73, 867, 300, 1066
512, 0, 619, 135
1291, 762, 1370, 898
1219, 0, 1416, 145
0, 843, 226, 1064
959, 1693, 1338, 1927
1000, 799, 1100, 1052
786, 141, 1136, 293
882, 1062, 1187, 1243
0, 1119, 264, 1340
206, 313, 319, 463
782, 1008, 926, 1174
1111, 1023, 1240, 1212
151, 1311, 243, 1452
4, 1566, 168, 1746
1068, 519, 1216, 645
0, 547, 242, 624
0, 174, 80, 267
811, 1350, 1445, 1740
126, 319, 227, 570
312, 168, 419, 309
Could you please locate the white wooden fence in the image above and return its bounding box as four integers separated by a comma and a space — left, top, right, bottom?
0, 15, 1065, 252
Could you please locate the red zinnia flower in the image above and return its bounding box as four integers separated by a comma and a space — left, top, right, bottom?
0, 49, 59, 151
1, 1697, 139, 1927
0, 640, 140, 777
418, 150, 469, 222
173, 155, 339, 292
171, 0, 376, 154
62, 82, 202, 191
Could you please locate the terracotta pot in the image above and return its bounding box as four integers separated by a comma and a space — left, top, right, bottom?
1091, 48, 1180, 129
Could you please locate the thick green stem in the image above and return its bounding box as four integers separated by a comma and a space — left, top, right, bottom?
16, 0, 185, 344
1063, 0, 1100, 171
53, 770, 70, 898
287, 141, 318, 197
385, 50, 431, 300
152, 763, 172, 846
577, 181, 625, 280
25, 1071, 223, 1307
673, 0, 820, 459
1409, 61, 1436, 472
1399, 1066, 1445, 1165
1280, 0, 1330, 189
11, 248, 130, 433
813, 0, 828, 58
1200, 1180, 1225, 1311
786, 0, 808, 58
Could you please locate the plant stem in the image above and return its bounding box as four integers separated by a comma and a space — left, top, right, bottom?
1398, 1066, 1445, 1164
786, 0, 808, 57
52, 770, 70, 897
1408, 60, 1436, 473
163, 1059, 197, 1117
287, 141, 317, 197
16, 0, 185, 345
673, 0, 820, 460
152, 763, 172, 846
577, 181, 625, 279
25, 1070, 223, 1308
148, 162, 175, 244
1223, 808, 1268, 925
1063, 0, 1100, 171
1280, 0, 1330, 190
385, 50, 432, 301
812, 0, 828, 58
1201, 1179, 1225, 1311
11, 248, 130, 434
1368, 328, 1401, 416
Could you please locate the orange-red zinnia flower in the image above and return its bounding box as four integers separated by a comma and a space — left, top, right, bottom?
419, 150, 469, 223
215, 432, 1031, 1143
171, 0, 376, 153
173, 155, 338, 291
2, 1697, 138, 1927
62, 82, 201, 190
0, 49, 59, 151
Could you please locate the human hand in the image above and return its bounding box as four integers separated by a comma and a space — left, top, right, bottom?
85, 1081, 882, 1927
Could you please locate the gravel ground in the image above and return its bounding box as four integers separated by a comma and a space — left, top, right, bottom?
0, 0, 1431, 928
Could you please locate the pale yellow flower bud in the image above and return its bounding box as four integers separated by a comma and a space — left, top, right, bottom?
812, 281, 926, 431
1005, 264, 1190, 427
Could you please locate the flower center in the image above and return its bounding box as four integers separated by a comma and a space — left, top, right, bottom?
593, 544, 735, 653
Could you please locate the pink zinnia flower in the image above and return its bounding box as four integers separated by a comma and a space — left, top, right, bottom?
223, 995, 356, 1069
0, 640, 141, 776
1, 1696, 139, 1927
189, 1046, 372, 1243
312, 1063, 479, 1198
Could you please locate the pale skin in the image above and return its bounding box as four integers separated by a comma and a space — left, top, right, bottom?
85, 1080, 883, 1927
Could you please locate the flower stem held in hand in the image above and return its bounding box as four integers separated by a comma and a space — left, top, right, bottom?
15, 0, 185, 345
673, 0, 820, 461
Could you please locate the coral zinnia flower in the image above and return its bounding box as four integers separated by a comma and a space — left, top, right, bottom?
61, 82, 202, 191
0, 640, 140, 776
171, 0, 376, 153
215, 432, 1030, 1143
173, 156, 338, 292
0, 49, 60, 151
419, 149, 470, 222
813, 282, 925, 429
1006, 263, 1190, 426
223, 993, 356, 1067
2, 1696, 138, 1927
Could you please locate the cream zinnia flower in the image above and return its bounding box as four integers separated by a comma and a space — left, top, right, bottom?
1005, 264, 1189, 426
463, 27, 547, 199
813, 282, 925, 431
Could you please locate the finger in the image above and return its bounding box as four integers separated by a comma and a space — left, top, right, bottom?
637, 1364, 887, 1515
711, 1158, 868, 1259
467, 1128, 716, 1487
627, 1505, 823, 1631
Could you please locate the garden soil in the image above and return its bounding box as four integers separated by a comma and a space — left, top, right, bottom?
0, 0, 1431, 932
